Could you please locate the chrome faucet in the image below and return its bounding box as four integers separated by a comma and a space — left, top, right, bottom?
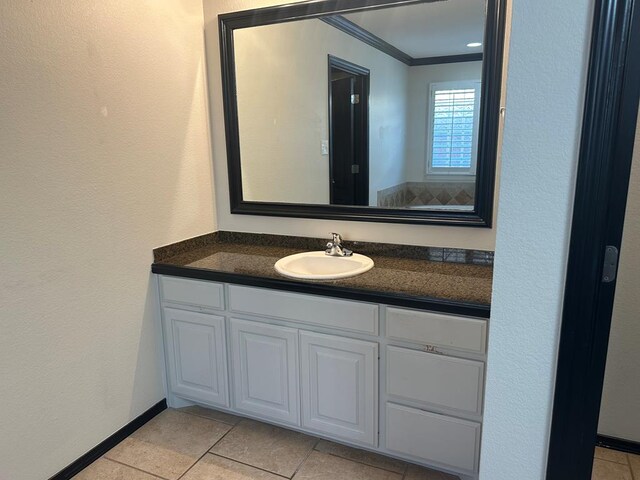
325, 233, 352, 257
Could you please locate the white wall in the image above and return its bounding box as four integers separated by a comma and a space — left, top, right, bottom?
0, 1, 215, 478
481, 0, 593, 478
234, 20, 409, 206
598, 112, 640, 443
0, 2, 597, 480
204, 0, 499, 250
404, 62, 483, 182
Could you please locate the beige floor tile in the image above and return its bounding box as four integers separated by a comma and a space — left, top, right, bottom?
211, 419, 316, 477
591, 459, 632, 480
105, 409, 231, 480
292, 451, 402, 480
628, 453, 640, 477
404, 463, 460, 480
314, 440, 407, 474
181, 453, 285, 480
72, 458, 161, 479
178, 405, 243, 425
595, 447, 629, 465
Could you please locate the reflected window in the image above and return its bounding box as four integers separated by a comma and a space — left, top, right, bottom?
427, 81, 481, 175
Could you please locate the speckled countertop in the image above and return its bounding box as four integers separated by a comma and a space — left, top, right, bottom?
152, 232, 493, 316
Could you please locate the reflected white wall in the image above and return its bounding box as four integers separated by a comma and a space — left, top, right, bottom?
235, 20, 409, 206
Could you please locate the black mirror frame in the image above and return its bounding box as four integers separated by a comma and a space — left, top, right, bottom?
219, 0, 506, 227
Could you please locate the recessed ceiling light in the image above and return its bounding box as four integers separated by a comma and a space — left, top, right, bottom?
467, 42, 482, 48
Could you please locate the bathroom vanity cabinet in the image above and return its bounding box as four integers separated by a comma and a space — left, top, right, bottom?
156, 274, 488, 478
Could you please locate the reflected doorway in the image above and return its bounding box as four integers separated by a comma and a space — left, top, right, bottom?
328, 55, 369, 206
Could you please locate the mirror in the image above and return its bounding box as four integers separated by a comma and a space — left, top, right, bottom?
219, 0, 505, 226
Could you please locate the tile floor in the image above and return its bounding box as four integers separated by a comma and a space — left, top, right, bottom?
71, 406, 640, 480
73, 406, 460, 480
593, 447, 640, 480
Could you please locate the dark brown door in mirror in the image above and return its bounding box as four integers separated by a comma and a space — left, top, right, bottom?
329, 56, 369, 206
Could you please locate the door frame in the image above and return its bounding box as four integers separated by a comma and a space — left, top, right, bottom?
546, 0, 640, 478
328, 55, 370, 206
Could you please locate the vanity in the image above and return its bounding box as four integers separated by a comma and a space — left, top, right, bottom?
153, 0, 505, 477
152, 232, 492, 479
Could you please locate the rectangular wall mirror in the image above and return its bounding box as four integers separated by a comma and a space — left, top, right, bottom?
219, 0, 506, 226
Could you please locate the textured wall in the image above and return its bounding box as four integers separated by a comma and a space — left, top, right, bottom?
481, 0, 593, 478
204, 0, 500, 250
0, 1, 215, 478
599, 111, 640, 443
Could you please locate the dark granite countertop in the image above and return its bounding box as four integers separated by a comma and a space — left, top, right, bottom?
152, 232, 493, 318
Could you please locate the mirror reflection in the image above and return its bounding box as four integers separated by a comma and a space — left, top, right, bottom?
234, 0, 486, 211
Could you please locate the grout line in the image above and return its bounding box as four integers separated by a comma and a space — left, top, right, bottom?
628, 453, 636, 480
401, 461, 409, 480
313, 440, 408, 476
175, 450, 212, 480
317, 449, 407, 476
289, 439, 320, 479
176, 422, 236, 480
596, 444, 637, 465
594, 457, 635, 478
102, 410, 438, 480
594, 448, 629, 466
176, 407, 241, 427
208, 422, 236, 450
103, 457, 171, 480
205, 452, 290, 479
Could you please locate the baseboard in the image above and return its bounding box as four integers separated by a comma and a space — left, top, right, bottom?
597, 434, 640, 455
49, 399, 167, 480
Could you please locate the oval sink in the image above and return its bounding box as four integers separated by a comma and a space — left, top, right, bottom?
274, 251, 374, 280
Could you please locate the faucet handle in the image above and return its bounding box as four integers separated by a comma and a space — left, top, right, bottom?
331, 232, 343, 245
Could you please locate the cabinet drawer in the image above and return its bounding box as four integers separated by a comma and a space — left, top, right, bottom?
159, 276, 224, 310
386, 307, 486, 354
228, 285, 378, 335
385, 403, 481, 473
386, 346, 484, 415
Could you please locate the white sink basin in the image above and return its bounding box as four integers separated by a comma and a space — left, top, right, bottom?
274, 251, 374, 280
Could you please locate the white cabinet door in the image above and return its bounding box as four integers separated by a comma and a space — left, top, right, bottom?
230, 318, 300, 425
163, 307, 229, 407
300, 331, 378, 446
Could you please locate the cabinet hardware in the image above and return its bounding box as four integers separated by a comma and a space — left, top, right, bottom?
423, 345, 440, 354
602, 245, 619, 283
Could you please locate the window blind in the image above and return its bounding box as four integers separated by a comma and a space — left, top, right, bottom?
431, 88, 476, 169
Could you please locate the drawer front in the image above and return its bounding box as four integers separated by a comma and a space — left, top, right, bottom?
386, 307, 486, 354
228, 285, 378, 335
386, 346, 484, 415
159, 276, 224, 310
385, 403, 481, 473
